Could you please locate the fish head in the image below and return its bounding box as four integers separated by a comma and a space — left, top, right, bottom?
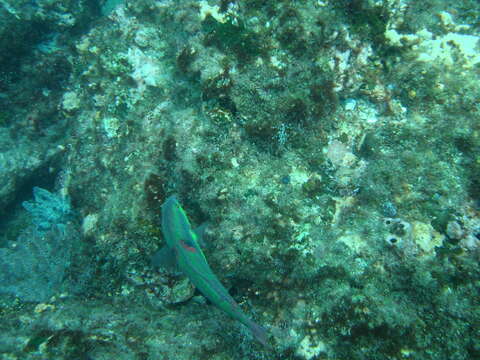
161, 195, 200, 253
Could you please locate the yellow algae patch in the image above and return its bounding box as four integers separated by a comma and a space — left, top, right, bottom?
34, 303, 55, 313
199, 1, 227, 23
338, 232, 367, 254
296, 335, 327, 360
289, 167, 310, 188
412, 221, 444, 254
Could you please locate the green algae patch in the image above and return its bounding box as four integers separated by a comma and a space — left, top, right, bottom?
202, 14, 265, 65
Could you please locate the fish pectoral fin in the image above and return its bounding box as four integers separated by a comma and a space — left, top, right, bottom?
151, 245, 178, 272
194, 222, 209, 248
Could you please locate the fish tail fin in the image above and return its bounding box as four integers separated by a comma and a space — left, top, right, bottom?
247, 319, 270, 348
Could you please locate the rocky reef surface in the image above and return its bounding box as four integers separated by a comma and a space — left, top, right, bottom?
0, 1, 479, 359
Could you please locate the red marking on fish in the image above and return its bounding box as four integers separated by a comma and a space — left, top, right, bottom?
180, 240, 197, 253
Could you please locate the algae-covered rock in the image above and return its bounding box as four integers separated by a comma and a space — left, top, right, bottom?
1, 0, 479, 359
412, 221, 445, 255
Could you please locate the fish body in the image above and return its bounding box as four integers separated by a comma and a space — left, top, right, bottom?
160, 195, 268, 346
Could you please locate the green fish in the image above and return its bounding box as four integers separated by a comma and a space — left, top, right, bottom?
155, 195, 268, 346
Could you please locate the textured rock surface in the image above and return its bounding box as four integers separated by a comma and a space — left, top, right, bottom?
0, 0, 479, 359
